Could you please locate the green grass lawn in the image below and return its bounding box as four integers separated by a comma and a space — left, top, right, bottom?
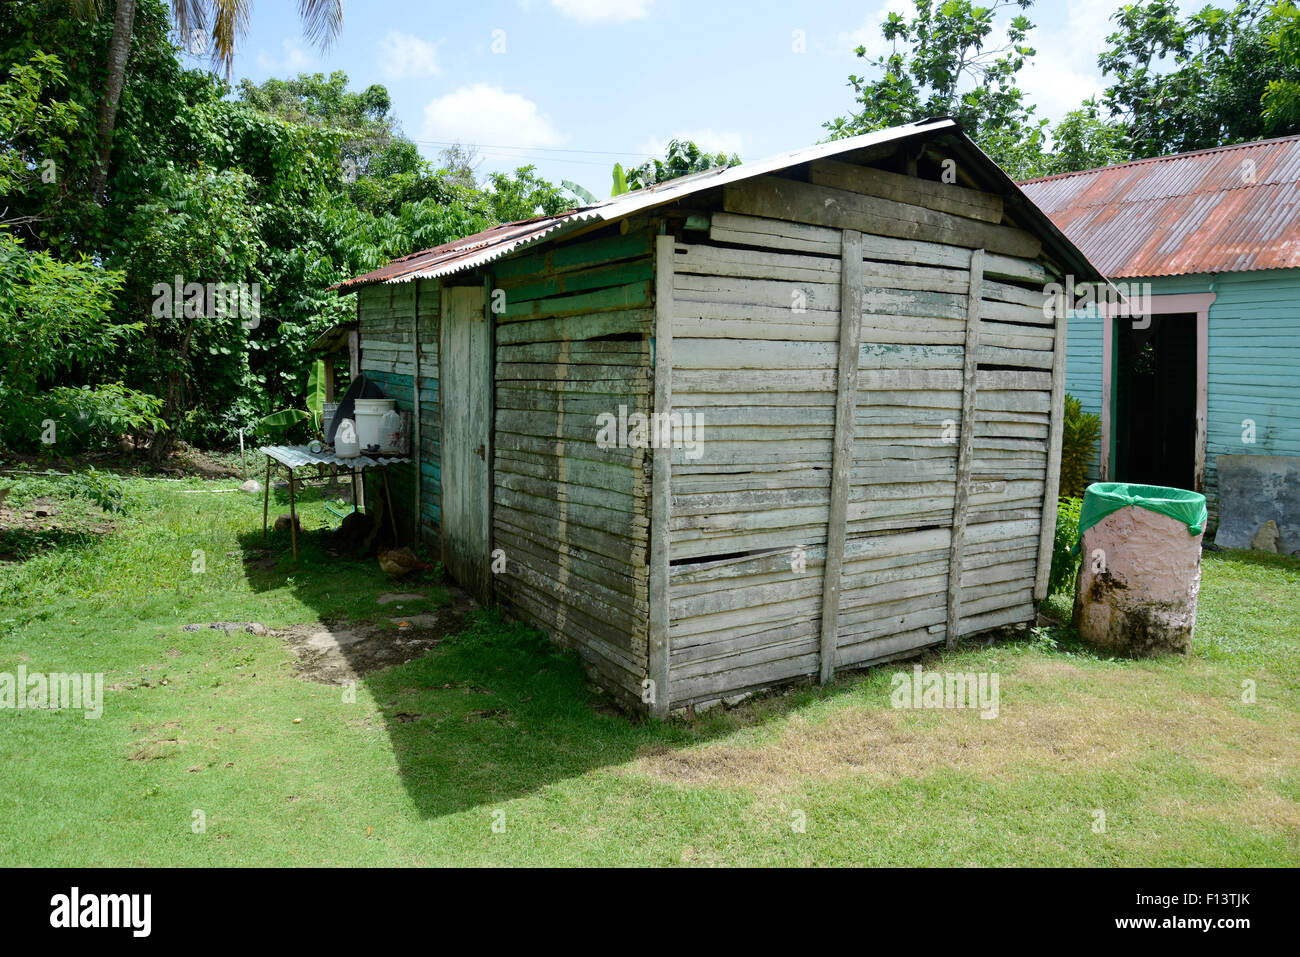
1, 471, 1297, 866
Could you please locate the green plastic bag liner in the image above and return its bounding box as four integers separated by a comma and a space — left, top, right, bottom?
1076, 483, 1208, 554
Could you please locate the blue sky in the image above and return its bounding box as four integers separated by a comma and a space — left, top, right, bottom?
202, 0, 1125, 193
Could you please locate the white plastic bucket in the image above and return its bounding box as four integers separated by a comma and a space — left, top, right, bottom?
353, 398, 395, 451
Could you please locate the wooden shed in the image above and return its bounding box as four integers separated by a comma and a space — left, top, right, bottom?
335, 118, 1100, 716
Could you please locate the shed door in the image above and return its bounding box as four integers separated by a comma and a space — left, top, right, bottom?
439, 285, 492, 602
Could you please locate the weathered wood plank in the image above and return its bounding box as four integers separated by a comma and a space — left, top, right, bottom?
1034, 305, 1069, 600
724, 176, 1042, 259
946, 248, 984, 648
820, 229, 861, 683
808, 158, 1005, 223
648, 234, 673, 719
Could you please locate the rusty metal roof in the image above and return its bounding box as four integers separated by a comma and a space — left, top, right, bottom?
1019, 134, 1300, 278
335, 118, 1101, 291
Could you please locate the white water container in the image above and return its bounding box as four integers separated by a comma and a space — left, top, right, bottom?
379, 409, 405, 454
353, 398, 396, 451
334, 418, 360, 458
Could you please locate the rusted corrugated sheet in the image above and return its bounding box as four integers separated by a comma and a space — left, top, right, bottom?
335, 117, 1103, 292
1020, 134, 1300, 278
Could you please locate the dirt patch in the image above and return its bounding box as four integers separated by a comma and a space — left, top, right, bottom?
277, 587, 473, 684
628, 662, 1300, 802
0, 499, 114, 562
167, 444, 240, 479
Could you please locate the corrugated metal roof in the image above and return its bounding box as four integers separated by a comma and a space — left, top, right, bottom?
335, 118, 1101, 291
1019, 134, 1300, 278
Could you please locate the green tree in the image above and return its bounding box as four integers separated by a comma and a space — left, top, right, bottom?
0, 233, 164, 451
1039, 98, 1132, 176
824, 0, 1050, 179
237, 71, 396, 178
70, 0, 344, 201
1098, 0, 1300, 159
1263, 1, 1300, 125
0, 53, 84, 227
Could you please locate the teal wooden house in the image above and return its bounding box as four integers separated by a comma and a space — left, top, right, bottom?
1020, 134, 1300, 534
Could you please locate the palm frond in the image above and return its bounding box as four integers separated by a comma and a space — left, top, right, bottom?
209, 0, 251, 78
66, 0, 104, 17
170, 0, 208, 47
297, 0, 343, 51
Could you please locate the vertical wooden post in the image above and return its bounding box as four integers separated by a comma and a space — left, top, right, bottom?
1034, 296, 1071, 600
1100, 313, 1113, 480
262, 456, 271, 540
1194, 307, 1209, 493
946, 247, 985, 648
818, 228, 863, 684
349, 316, 363, 507
412, 279, 422, 543
648, 234, 674, 719
288, 469, 298, 560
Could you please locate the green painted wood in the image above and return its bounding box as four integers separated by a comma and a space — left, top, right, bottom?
497, 259, 654, 303
489, 229, 655, 282
1064, 268, 1300, 518
498, 280, 652, 320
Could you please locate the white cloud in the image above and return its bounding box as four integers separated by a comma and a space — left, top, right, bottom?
379, 30, 441, 80
255, 38, 316, 74
1021, 0, 1115, 122
835, 0, 912, 60
638, 129, 745, 161
421, 84, 566, 149
830, 0, 1115, 125
550, 0, 653, 23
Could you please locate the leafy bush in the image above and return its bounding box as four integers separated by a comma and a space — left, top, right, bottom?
62, 468, 130, 514
1049, 496, 1083, 595
0, 467, 129, 514
1060, 394, 1102, 498
0, 383, 166, 455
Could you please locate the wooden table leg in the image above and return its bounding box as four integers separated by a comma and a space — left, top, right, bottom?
288, 469, 298, 559
262, 457, 272, 540
382, 468, 398, 542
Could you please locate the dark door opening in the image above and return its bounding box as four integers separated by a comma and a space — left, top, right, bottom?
1114, 312, 1197, 488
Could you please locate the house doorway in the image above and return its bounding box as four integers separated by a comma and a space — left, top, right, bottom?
1114, 312, 1197, 488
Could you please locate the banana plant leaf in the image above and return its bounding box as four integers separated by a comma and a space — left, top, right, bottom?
305, 359, 326, 430
563, 179, 597, 205
611, 163, 629, 197
259, 409, 309, 431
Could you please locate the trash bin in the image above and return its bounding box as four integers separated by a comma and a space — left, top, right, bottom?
1072, 483, 1208, 656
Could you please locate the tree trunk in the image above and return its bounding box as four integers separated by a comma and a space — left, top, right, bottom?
90, 0, 137, 203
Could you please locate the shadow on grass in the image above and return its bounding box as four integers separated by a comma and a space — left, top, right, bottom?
1205, 547, 1300, 572
232, 478, 731, 819
0, 525, 112, 564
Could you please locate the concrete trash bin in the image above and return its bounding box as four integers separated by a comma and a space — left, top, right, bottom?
1072, 483, 1208, 656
